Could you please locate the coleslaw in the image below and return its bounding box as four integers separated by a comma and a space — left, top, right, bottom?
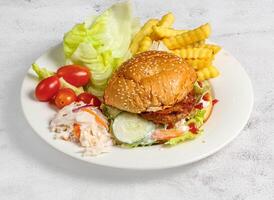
50, 102, 113, 156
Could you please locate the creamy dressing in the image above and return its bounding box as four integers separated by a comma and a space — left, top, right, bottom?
175, 119, 189, 132
139, 130, 155, 145
201, 99, 210, 108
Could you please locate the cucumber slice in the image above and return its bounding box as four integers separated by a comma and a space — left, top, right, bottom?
112, 112, 156, 144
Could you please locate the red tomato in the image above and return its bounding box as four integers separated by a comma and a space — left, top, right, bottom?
188, 123, 199, 134
35, 75, 60, 102
54, 88, 77, 109
212, 99, 219, 106
57, 65, 90, 87
194, 103, 203, 110
202, 93, 210, 101
77, 92, 101, 106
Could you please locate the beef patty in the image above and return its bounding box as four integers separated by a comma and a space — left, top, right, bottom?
141, 91, 197, 125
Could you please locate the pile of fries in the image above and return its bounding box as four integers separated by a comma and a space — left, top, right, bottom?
129, 13, 221, 81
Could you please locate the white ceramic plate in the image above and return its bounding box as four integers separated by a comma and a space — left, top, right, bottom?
20, 44, 253, 170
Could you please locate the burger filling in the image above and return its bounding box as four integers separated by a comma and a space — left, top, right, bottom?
141, 90, 197, 126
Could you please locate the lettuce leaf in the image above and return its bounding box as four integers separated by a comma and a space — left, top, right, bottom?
63, 2, 139, 96
121, 140, 157, 148
194, 81, 210, 95
164, 132, 197, 146
193, 109, 206, 126
59, 78, 84, 95
32, 63, 55, 80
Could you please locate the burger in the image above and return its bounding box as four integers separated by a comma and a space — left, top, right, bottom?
104, 50, 212, 123
103, 50, 213, 145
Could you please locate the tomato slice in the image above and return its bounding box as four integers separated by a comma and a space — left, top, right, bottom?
152, 129, 183, 141
57, 65, 90, 87
35, 75, 60, 102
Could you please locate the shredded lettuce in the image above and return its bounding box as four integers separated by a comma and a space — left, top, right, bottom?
121, 142, 141, 148
194, 81, 210, 95
165, 132, 197, 146
121, 140, 156, 148
63, 2, 139, 96
32, 63, 55, 80
193, 109, 206, 126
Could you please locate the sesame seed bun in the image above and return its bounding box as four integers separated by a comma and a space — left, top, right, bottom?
103, 51, 197, 113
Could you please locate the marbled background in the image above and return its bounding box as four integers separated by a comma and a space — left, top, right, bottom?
0, 0, 273, 199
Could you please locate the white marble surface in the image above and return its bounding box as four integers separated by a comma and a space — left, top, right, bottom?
0, 0, 273, 199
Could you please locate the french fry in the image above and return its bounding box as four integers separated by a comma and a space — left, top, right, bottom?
185, 40, 205, 48
151, 12, 175, 40
130, 19, 159, 54
163, 23, 211, 49
173, 48, 213, 59
185, 58, 212, 70
204, 44, 221, 55
157, 12, 175, 27
152, 26, 187, 39
137, 36, 153, 53
196, 66, 220, 81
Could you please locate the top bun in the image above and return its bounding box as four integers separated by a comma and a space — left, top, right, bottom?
104, 51, 197, 113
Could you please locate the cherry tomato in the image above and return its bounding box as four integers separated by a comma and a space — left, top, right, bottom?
77, 92, 101, 106
57, 65, 90, 87
35, 75, 60, 102
54, 88, 77, 109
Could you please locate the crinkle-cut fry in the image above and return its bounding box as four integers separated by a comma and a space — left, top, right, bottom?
151, 12, 175, 40
204, 44, 221, 55
152, 26, 187, 40
173, 48, 213, 59
196, 66, 220, 81
185, 58, 212, 70
157, 12, 175, 27
163, 23, 211, 49
130, 19, 159, 54
137, 36, 153, 53
185, 40, 206, 48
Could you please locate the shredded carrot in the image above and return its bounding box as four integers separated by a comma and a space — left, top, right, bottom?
152, 129, 183, 141
73, 123, 81, 140
81, 108, 108, 129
